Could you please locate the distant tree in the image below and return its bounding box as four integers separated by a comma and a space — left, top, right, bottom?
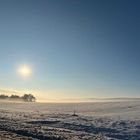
0, 94, 36, 102
10, 95, 20, 99
0, 94, 9, 99
22, 94, 36, 102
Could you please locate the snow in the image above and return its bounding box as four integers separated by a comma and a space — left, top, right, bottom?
0, 99, 140, 139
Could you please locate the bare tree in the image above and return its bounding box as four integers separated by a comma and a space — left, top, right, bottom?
22, 94, 36, 102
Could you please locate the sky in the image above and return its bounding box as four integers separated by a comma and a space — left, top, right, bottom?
0, 0, 140, 101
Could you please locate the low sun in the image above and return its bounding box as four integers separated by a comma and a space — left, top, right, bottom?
17, 64, 32, 78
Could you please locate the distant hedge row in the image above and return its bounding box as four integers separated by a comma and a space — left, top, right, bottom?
0, 94, 36, 102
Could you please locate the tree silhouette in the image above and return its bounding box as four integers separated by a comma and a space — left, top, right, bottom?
10, 95, 20, 99
0, 94, 36, 102
22, 94, 36, 102
0, 94, 8, 99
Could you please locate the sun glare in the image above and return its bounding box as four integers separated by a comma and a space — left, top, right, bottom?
17, 64, 32, 78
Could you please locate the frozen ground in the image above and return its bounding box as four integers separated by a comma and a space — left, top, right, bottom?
0, 99, 140, 139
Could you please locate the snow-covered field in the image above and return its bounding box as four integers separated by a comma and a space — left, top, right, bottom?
0, 99, 140, 139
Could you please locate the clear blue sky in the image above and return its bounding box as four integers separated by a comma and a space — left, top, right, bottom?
0, 0, 140, 100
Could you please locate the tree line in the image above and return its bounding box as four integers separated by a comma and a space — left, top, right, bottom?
0, 94, 36, 102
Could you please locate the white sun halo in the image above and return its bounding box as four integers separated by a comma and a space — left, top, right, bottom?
17, 64, 32, 78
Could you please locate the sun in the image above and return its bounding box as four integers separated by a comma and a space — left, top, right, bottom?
17, 64, 32, 78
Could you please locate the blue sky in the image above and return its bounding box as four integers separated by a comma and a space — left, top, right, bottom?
0, 0, 140, 100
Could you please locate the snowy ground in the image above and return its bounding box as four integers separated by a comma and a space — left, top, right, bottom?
0, 99, 140, 139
